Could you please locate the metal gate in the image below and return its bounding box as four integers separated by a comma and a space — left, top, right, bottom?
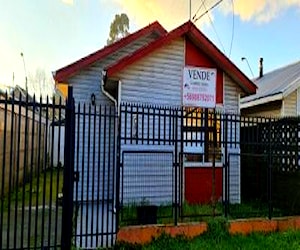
71, 98, 118, 249
0, 86, 118, 249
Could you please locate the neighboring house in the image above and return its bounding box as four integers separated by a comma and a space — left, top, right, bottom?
53, 20, 256, 205
241, 60, 300, 117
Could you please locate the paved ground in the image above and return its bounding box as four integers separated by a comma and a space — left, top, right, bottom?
1, 205, 62, 249
73, 202, 116, 249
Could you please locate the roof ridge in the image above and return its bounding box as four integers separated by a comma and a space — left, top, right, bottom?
105, 20, 256, 94
260, 59, 300, 78
54, 21, 166, 82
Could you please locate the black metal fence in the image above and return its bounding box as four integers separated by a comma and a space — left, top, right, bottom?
118, 103, 300, 225
2, 89, 300, 249
0, 92, 65, 249
240, 116, 300, 218
72, 103, 117, 249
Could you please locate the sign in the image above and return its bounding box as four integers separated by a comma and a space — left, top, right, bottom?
183, 66, 216, 108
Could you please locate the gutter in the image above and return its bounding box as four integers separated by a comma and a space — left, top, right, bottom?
101, 70, 117, 106
240, 93, 283, 109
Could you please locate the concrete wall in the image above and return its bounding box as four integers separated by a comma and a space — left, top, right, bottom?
0, 103, 47, 197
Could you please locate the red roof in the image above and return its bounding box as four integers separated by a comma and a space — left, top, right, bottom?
54, 21, 167, 82
106, 21, 256, 94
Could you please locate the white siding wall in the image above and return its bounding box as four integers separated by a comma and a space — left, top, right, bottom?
70, 33, 160, 201
70, 33, 160, 105
121, 149, 173, 205
117, 38, 184, 105
116, 39, 245, 205
117, 38, 184, 204
223, 74, 245, 203
224, 74, 243, 113
283, 90, 297, 116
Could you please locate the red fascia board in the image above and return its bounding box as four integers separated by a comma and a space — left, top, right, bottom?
54, 21, 167, 83
106, 21, 257, 94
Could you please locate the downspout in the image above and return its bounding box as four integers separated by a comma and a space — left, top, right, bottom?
101, 70, 121, 219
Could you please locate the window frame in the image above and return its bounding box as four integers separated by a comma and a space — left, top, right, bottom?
183, 107, 222, 165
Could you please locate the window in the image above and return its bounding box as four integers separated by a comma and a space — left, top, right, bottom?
183, 107, 221, 163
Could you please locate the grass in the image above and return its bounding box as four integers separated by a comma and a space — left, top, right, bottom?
1, 167, 64, 209
119, 202, 223, 226
228, 201, 284, 219
116, 218, 300, 250
120, 201, 285, 226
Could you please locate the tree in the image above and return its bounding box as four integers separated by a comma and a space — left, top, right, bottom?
28, 68, 54, 97
107, 13, 130, 45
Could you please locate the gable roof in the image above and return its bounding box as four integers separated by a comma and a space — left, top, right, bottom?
53, 21, 167, 82
105, 20, 256, 94
241, 60, 300, 109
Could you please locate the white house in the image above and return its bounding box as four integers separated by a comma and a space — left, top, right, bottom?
54, 20, 256, 206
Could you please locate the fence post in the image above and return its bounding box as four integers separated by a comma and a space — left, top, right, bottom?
61, 86, 75, 250
212, 110, 217, 216
268, 119, 273, 219
173, 108, 179, 226
224, 114, 229, 217
116, 104, 121, 233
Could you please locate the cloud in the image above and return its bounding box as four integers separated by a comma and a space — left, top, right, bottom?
111, 0, 213, 30
61, 0, 74, 6
221, 0, 300, 23
112, 0, 300, 30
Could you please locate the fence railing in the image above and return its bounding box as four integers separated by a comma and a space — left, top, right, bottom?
0, 93, 66, 249
2, 92, 300, 249
118, 103, 300, 225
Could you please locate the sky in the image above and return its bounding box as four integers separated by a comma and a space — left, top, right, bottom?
0, 0, 300, 96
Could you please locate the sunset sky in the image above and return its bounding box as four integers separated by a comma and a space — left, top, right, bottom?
1, 0, 300, 96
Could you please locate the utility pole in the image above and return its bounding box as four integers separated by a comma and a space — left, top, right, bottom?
20, 52, 28, 93
189, 0, 192, 20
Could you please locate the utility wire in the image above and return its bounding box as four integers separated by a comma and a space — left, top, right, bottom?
228, 0, 235, 58
193, 0, 223, 23
199, 0, 226, 54
192, 1, 205, 21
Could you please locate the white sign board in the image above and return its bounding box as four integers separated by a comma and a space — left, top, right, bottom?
183, 66, 217, 108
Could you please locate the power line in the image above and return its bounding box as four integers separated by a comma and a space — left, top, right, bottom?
198, 0, 226, 54
228, 0, 235, 58
192, 1, 205, 21
193, 0, 224, 23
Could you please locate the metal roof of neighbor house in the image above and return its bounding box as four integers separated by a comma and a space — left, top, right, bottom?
105, 21, 256, 94
53, 21, 167, 82
241, 60, 300, 108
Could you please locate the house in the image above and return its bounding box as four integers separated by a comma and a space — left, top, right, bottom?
241, 60, 300, 117
53, 20, 256, 206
